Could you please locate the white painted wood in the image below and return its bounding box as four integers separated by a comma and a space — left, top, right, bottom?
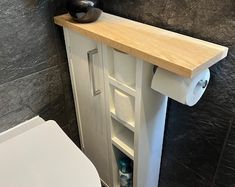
102, 44, 119, 187
134, 60, 168, 187
113, 49, 136, 88
114, 89, 135, 126
63, 29, 110, 186
63, 28, 85, 150
64, 28, 168, 187
101, 179, 109, 187
108, 76, 136, 97
112, 136, 134, 160
102, 43, 168, 187
103, 44, 135, 186
111, 125, 134, 160
110, 111, 135, 132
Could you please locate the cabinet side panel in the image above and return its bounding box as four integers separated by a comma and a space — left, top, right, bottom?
134, 61, 168, 187
63, 28, 85, 149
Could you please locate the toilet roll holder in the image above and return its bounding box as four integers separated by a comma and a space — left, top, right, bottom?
198, 80, 208, 89
153, 66, 208, 89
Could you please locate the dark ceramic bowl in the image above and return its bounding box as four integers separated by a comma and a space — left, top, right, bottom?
67, 0, 102, 23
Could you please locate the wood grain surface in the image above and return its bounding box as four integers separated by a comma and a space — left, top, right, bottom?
54, 13, 228, 77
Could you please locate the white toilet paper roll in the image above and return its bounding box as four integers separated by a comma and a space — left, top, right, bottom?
113, 49, 136, 87
151, 68, 210, 106
114, 89, 135, 124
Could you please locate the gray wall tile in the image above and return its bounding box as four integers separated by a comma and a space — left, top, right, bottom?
0, 0, 62, 84
0, 65, 71, 129
163, 100, 233, 181
159, 157, 211, 187
0, 66, 62, 116
0, 106, 35, 133
215, 120, 235, 187
0, 0, 79, 145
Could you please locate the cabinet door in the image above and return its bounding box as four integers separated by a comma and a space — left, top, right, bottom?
65, 30, 110, 185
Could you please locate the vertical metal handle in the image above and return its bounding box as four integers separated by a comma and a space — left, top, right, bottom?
87, 48, 101, 96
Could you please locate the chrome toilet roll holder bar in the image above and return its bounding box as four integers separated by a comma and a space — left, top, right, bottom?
198, 80, 208, 89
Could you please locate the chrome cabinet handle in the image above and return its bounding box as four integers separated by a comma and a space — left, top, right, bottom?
87, 48, 101, 96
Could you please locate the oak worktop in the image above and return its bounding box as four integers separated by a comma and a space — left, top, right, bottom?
54, 13, 228, 78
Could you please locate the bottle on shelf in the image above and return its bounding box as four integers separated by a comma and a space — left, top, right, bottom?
119, 157, 133, 187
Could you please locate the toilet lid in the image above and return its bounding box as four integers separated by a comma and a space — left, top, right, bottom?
0, 120, 101, 187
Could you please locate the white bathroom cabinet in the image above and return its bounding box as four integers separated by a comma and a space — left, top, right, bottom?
63, 29, 168, 187
56, 12, 227, 187
63, 30, 110, 185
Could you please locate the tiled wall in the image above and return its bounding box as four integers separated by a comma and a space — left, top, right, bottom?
103, 0, 235, 187
0, 0, 79, 145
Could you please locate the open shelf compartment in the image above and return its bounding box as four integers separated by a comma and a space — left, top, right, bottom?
110, 110, 135, 132
111, 118, 134, 160
109, 85, 135, 127
108, 75, 136, 97
105, 46, 137, 90
111, 146, 134, 187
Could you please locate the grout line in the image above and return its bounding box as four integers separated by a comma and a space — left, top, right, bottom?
173, 157, 208, 182
0, 64, 64, 87
211, 117, 234, 186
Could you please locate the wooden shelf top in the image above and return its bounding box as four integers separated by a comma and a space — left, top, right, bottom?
54, 13, 228, 78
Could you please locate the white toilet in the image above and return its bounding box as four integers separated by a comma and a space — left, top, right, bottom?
0, 116, 101, 187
